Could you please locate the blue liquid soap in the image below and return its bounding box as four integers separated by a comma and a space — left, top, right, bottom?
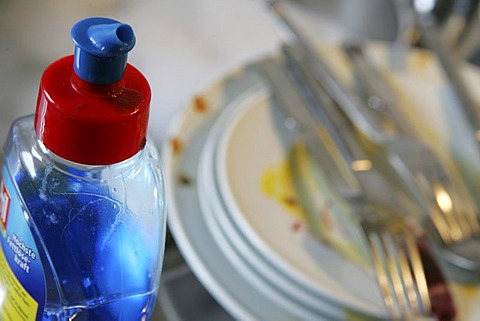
0, 18, 166, 321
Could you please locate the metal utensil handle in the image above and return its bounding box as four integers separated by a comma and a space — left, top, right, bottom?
343, 44, 415, 137
416, 11, 480, 136
282, 45, 368, 165
269, 0, 388, 144
257, 58, 363, 197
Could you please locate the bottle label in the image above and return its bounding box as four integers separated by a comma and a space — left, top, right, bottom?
0, 170, 45, 321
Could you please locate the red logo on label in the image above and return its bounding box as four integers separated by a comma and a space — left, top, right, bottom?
0, 179, 11, 231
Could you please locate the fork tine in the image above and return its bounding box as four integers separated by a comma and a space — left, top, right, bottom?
366, 232, 399, 318
440, 180, 480, 237
428, 176, 480, 245
404, 231, 432, 314
366, 224, 433, 320
391, 233, 421, 315
427, 203, 454, 244
464, 193, 480, 234
414, 163, 480, 246
415, 173, 462, 244
466, 209, 480, 235
432, 181, 475, 240
381, 232, 412, 318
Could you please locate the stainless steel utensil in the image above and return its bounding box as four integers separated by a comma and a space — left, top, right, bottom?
342, 43, 415, 137
257, 56, 434, 320
341, 43, 480, 271
268, 0, 391, 144
411, 0, 480, 59
281, 43, 420, 213
413, 0, 480, 137
413, 2, 480, 239
269, 0, 480, 273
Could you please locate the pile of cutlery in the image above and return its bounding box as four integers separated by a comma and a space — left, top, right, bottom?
257, 1, 480, 319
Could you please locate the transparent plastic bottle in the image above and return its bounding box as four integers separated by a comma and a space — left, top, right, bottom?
0, 17, 166, 321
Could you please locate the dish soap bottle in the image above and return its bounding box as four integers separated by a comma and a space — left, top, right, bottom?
0, 17, 166, 321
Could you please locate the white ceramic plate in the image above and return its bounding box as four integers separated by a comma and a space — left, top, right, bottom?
198, 87, 392, 321
202, 86, 387, 316
162, 65, 316, 320
196, 87, 359, 319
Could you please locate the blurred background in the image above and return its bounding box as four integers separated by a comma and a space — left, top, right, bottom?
0, 0, 282, 150
0, 0, 402, 149
1, 0, 480, 319
1, 0, 479, 149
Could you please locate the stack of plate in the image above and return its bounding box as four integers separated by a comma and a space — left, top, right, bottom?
162, 45, 480, 320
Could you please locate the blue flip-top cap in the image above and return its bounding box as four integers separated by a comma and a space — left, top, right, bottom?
71, 17, 136, 84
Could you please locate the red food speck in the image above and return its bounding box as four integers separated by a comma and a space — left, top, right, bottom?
292, 221, 302, 232
417, 240, 456, 321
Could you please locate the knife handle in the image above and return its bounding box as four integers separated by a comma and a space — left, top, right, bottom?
343, 44, 415, 138
257, 58, 362, 198
282, 45, 370, 166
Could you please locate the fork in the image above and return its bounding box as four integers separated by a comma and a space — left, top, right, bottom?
287, 35, 480, 246
269, 0, 480, 271
340, 43, 480, 269
257, 53, 435, 320
359, 205, 432, 320
413, 0, 480, 137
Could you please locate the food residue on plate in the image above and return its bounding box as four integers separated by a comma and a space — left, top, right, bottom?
193, 96, 209, 113
170, 137, 184, 154
261, 141, 370, 267
177, 173, 193, 186
261, 158, 305, 221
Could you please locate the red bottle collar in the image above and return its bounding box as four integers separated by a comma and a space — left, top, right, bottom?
34, 55, 151, 165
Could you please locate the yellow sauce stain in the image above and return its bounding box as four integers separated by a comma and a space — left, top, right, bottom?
260, 142, 370, 267
457, 283, 480, 297
344, 309, 374, 321
450, 283, 480, 320
261, 159, 305, 221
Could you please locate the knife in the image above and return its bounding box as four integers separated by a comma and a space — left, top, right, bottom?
256, 55, 439, 320
256, 56, 363, 199
268, 0, 390, 145
257, 53, 457, 321
342, 43, 415, 138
